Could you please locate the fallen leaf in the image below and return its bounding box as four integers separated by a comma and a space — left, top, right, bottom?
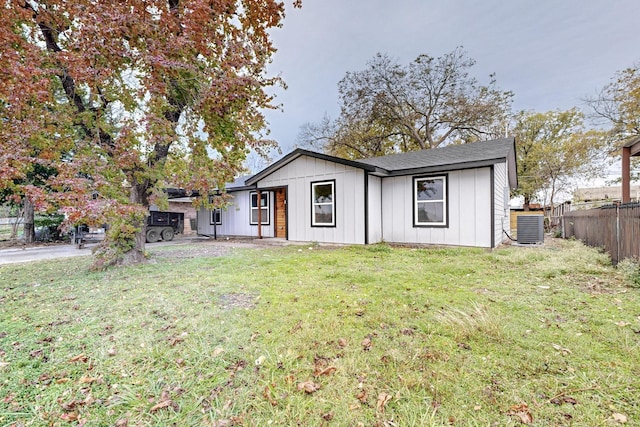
29, 348, 44, 358
507, 403, 533, 424
114, 419, 128, 427
612, 413, 628, 423
297, 381, 320, 394
355, 389, 368, 403
361, 337, 372, 351
321, 411, 334, 421
60, 412, 78, 422
314, 366, 336, 377
290, 320, 303, 333
551, 343, 571, 355
615, 321, 630, 327
263, 385, 278, 406
376, 392, 392, 413
79, 376, 100, 384
69, 354, 88, 363
150, 390, 179, 412
550, 395, 578, 405
337, 338, 348, 347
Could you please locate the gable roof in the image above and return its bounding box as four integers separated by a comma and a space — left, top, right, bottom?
359, 137, 518, 187
245, 148, 383, 186
247, 138, 518, 188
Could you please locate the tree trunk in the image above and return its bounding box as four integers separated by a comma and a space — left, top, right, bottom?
23, 197, 35, 244
523, 195, 531, 212
126, 182, 148, 264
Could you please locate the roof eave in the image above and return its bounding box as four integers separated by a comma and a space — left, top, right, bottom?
246, 148, 383, 185
384, 158, 509, 177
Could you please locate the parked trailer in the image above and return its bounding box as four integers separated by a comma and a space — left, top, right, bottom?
72, 211, 184, 248
72, 225, 107, 249
145, 211, 184, 243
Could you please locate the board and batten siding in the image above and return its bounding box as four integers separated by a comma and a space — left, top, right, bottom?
197, 190, 275, 238
381, 167, 492, 247
367, 174, 383, 244
256, 156, 366, 244
493, 162, 510, 247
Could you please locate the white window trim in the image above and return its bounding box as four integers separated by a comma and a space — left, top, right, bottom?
311, 180, 335, 227
210, 208, 222, 225
250, 191, 270, 225
414, 175, 447, 227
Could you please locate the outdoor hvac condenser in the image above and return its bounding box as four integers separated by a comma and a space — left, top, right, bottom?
517, 215, 544, 244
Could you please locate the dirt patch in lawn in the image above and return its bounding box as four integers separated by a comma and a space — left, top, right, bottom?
217, 292, 257, 310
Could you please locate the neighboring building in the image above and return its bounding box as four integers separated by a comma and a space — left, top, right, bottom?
573, 185, 640, 209
197, 138, 518, 248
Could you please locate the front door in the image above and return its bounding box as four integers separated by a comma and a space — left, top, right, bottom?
274, 188, 287, 238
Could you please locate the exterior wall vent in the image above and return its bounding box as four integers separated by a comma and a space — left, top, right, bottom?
517, 215, 544, 244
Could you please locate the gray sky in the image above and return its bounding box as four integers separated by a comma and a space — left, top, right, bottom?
263, 0, 640, 156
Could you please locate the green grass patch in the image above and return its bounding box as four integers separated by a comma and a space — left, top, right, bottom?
0, 240, 639, 426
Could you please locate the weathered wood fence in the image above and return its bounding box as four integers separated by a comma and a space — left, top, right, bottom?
563, 203, 640, 265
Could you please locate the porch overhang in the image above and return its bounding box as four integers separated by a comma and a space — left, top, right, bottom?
622, 135, 640, 203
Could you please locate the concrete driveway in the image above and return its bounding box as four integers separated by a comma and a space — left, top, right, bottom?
0, 236, 204, 265
0, 244, 94, 265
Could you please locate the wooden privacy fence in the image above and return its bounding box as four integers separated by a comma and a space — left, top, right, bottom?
563, 203, 640, 265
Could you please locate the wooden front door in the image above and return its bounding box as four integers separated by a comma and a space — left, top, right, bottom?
274, 188, 287, 238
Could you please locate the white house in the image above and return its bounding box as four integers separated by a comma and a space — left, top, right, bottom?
196, 137, 518, 248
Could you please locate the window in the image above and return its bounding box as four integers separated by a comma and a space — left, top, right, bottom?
311, 180, 335, 227
250, 192, 270, 225
414, 176, 447, 227
210, 208, 221, 225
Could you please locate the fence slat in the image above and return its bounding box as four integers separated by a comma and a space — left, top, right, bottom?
564, 204, 640, 264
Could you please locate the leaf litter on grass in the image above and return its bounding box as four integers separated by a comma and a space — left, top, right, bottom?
1, 240, 639, 425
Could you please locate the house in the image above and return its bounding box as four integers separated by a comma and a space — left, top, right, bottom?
196, 137, 518, 248
574, 185, 640, 209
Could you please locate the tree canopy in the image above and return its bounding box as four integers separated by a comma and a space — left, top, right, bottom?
588, 61, 640, 146
0, 0, 296, 267
298, 47, 513, 159
513, 109, 606, 209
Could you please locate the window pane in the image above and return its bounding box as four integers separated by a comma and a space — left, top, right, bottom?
417, 202, 444, 223
314, 184, 333, 203
251, 209, 258, 223
314, 205, 333, 224
211, 209, 221, 224
416, 179, 443, 201
260, 193, 268, 207
260, 208, 268, 223
251, 193, 258, 207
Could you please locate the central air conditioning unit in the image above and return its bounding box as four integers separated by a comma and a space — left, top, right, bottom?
517, 215, 544, 245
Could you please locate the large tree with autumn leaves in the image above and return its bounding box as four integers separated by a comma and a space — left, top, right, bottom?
0, 0, 296, 267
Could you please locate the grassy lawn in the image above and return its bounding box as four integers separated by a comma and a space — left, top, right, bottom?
0, 239, 638, 426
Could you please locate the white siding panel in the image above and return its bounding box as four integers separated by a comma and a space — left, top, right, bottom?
381, 168, 492, 247
198, 191, 274, 238
367, 175, 382, 243
493, 162, 509, 247
256, 156, 366, 244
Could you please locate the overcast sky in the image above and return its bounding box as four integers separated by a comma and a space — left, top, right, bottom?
262, 0, 640, 158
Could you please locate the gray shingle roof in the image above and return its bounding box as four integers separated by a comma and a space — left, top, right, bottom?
357, 138, 515, 172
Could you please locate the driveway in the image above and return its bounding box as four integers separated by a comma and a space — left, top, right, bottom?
0, 236, 288, 265
0, 236, 209, 265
